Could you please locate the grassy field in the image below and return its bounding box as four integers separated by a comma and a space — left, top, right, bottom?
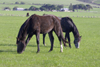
0, 0, 100, 11
1, 0, 100, 5
0, 0, 90, 5
0, 15, 100, 67
0, 10, 100, 18
94, 0, 100, 4
78, 0, 100, 4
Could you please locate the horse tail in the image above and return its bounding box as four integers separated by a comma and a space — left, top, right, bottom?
52, 16, 69, 46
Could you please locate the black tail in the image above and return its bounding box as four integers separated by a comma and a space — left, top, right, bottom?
52, 15, 69, 46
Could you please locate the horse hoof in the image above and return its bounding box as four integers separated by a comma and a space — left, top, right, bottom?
36, 51, 40, 53
44, 44, 46, 46
36, 52, 39, 53
48, 50, 52, 52
60, 51, 63, 52
64, 45, 67, 47
48, 50, 51, 52
69, 46, 71, 48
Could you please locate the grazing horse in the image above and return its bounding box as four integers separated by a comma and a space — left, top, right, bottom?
61, 17, 81, 48
16, 14, 68, 54
26, 13, 29, 17
43, 16, 81, 48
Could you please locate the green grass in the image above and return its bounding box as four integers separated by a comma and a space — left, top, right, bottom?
0, 16, 100, 67
0, 10, 100, 18
0, 0, 88, 5
78, 0, 100, 4
0, 0, 99, 5
0, 0, 100, 11
94, 0, 100, 4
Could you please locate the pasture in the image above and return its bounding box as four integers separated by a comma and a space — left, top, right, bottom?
0, 0, 100, 11
0, 16, 100, 67
0, 10, 100, 18
0, 0, 93, 5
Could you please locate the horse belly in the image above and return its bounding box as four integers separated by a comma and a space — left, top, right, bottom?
40, 24, 54, 34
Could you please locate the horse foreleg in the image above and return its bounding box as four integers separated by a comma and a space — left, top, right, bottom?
24, 34, 33, 51
25, 34, 33, 45
36, 32, 40, 53
48, 31, 54, 52
65, 32, 71, 48
43, 34, 46, 46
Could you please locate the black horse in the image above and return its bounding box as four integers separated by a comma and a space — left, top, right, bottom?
16, 14, 68, 53
43, 17, 81, 48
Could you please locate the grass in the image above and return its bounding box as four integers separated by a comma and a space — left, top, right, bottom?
0, 10, 100, 18
94, 0, 100, 4
78, 0, 100, 4
0, 0, 100, 11
0, 0, 89, 5
0, 16, 100, 67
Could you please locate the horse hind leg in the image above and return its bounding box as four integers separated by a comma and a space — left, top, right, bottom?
54, 31, 63, 52
58, 36, 63, 52
54, 30, 65, 52
48, 31, 54, 52
65, 32, 71, 48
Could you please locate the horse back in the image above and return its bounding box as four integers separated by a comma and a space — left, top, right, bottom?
29, 14, 56, 34
61, 17, 75, 32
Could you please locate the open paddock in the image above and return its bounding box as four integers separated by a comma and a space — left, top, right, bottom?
0, 16, 100, 67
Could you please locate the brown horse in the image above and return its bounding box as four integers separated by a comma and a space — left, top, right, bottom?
16, 14, 68, 53
43, 15, 81, 48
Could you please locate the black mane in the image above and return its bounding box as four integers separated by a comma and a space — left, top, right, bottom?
61, 17, 79, 37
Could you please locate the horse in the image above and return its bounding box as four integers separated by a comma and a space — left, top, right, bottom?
16, 14, 68, 54
43, 16, 81, 48
26, 13, 29, 17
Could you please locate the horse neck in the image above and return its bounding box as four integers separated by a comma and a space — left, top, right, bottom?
17, 20, 29, 41
72, 26, 80, 38
18, 29, 27, 41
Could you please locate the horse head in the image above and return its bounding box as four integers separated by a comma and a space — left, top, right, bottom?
16, 37, 26, 54
74, 36, 82, 48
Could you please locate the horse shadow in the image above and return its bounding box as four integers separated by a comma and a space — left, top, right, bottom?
0, 43, 60, 53
27, 44, 60, 48
0, 44, 17, 53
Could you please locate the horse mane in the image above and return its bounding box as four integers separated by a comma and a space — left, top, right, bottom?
62, 17, 80, 38
64, 17, 75, 26
17, 14, 51, 40
17, 14, 36, 40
